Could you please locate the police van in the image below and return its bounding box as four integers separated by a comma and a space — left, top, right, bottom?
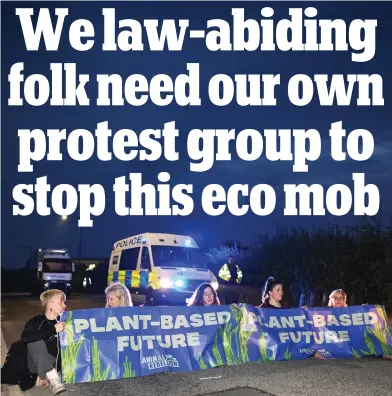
108, 233, 218, 305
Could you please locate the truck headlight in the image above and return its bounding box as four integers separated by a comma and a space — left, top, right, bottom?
160, 278, 173, 288
211, 280, 219, 290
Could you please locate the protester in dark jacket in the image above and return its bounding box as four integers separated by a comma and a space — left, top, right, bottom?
1, 289, 67, 395
1, 340, 37, 391
258, 276, 291, 309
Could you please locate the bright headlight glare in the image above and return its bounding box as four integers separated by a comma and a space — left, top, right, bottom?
175, 279, 184, 287
160, 277, 173, 288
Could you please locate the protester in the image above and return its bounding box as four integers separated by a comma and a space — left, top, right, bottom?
105, 281, 133, 307
328, 289, 348, 308
187, 283, 220, 306
1, 289, 67, 394
258, 276, 291, 309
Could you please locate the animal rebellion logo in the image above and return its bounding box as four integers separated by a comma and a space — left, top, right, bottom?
142, 354, 179, 370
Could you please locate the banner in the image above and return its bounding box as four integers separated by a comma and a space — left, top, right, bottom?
60, 304, 392, 384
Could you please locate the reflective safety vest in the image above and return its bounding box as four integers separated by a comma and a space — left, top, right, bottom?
218, 263, 243, 284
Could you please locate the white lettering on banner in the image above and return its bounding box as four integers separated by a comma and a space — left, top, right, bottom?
73, 311, 378, 334
73, 312, 231, 333
117, 332, 201, 352
106, 317, 123, 332
255, 315, 307, 328
161, 312, 231, 329
90, 319, 105, 332
254, 312, 378, 330
251, 312, 379, 334
74, 315, 152, 333
311, 312, 378, 328
279, 330, 351, 344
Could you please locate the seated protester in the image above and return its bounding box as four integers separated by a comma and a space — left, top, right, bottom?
105, 281, 133, 308
258, 276, 291, 309
187, 282, 220, 307
2, 289, 67, 395
328, 289, 348, 308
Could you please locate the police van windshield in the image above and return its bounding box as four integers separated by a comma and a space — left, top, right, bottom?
43, 259, 72, 273
151, 246, 206, 268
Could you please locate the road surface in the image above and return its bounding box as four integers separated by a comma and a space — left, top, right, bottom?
1, 294, 392, 396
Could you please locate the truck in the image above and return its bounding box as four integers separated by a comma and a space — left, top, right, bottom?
32, 248, 75, 296
108, 233, 219, 305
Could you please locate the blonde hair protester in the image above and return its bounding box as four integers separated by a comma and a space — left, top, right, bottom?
105, 281, 133, 308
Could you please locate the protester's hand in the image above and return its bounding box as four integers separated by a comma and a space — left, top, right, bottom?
55, 322, 65, 333
302, 305, 308, 309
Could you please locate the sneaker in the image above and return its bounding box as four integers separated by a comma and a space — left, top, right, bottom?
45, 368, 66, 395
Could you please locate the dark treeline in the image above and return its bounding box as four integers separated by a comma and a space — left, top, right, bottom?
205, 218, 392, 310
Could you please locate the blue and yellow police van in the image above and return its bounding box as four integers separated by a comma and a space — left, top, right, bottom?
108, 233, 218, 305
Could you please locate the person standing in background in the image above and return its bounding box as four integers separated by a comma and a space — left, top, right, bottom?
218, 255, 243, 304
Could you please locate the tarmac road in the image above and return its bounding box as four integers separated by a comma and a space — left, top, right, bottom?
1, 294, 392, 396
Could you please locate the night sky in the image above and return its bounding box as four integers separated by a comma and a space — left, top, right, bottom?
2, 1, 391, 268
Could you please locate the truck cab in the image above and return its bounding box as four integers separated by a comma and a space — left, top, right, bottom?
108, 233, 218, 305
34, 248, 75, 296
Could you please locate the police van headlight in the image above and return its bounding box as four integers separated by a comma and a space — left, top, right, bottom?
211, 280, 219, 290
160, 277, 173, 288
175, 279, 184, 287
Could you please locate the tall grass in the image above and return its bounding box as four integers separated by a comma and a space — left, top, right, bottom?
62, 312, 85, 384
348, 306, 392, 358
365, 305, 392, 356
238, 305, 257, 363
219, 322, 238, 365
364, 331, 377, 355
198, 304, 258, 368
212, 332, 224, 366
123, 356, 136, 378
199, 355, 208, 370
198, 350, 217, 369
258, 331, 268, 362
198, 330, 225, 369
219, 305, 257, 365
88, 337, 111, 382
351, 348, 361, 358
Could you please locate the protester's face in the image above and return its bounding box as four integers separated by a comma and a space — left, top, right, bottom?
107, 293, 121, 308
49, 295, 66, 316
330, 293, 345, 308
269, 284, 283, 302
202, 287, 215, 306
228, 257, 234, 265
